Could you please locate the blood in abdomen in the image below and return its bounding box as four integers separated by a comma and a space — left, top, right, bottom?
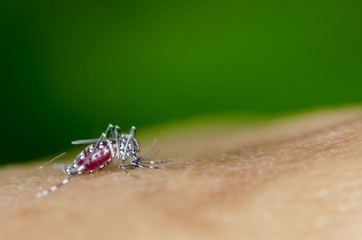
75, 142, 112, 173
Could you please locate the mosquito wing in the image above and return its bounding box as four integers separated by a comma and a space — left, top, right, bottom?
71, 139, 99, 145
72, 138, 117, 145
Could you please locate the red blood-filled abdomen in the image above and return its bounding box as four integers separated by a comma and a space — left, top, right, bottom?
75, 142, 112, 173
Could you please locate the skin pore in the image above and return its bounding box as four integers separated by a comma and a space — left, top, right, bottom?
1, 107, 362, 240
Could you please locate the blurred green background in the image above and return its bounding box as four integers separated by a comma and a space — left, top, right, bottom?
2, 0, 362, 165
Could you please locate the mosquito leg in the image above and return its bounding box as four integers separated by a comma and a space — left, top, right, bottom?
139, 159, 173, 164
122, 164, 137, 169
115, 126, 122, 159
36, 175, 76, 198
38, 152, 67, 170
109, 124, 115, 138
134, 164, 159, 169
122, 133, 132, 161
130, 127, 139, 152
115, 126, 136, 176
118, 164, 136, 169
117, 164, 139, 177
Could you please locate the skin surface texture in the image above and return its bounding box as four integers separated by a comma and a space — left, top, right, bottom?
1, 107, 362, 240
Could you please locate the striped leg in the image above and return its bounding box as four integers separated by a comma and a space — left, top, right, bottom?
36, 175, 75, 198
115, 126, 130, 175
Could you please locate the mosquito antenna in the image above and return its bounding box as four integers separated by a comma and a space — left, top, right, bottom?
139, 139, 173, 164
142, 139, 158, 160
38, 152, 67, 170
36, 175, 75, 198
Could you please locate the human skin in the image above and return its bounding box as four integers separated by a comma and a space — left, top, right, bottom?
1, 107, 362, 240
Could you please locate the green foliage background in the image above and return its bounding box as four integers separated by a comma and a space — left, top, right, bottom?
2, 0, 362, 164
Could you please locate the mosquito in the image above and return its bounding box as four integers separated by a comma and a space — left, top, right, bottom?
37, 124, 168, 197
